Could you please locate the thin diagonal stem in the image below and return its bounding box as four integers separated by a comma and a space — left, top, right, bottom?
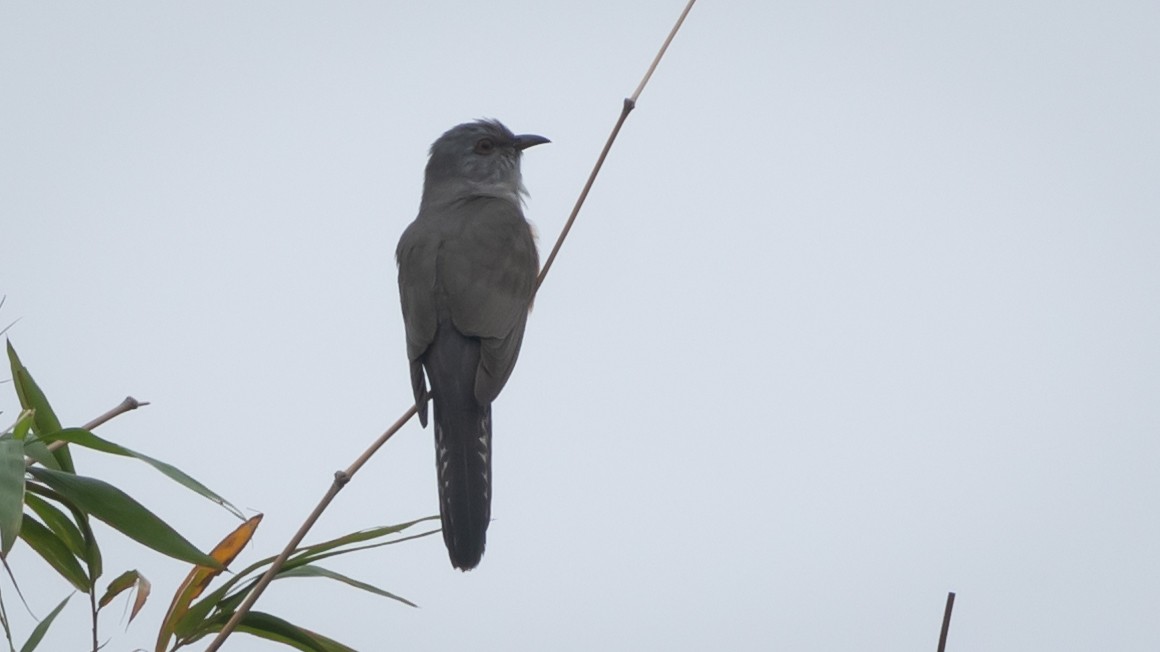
202, 407, 417, 652
204, 2, 696, 649
535, 98, 633, 293
631, 0, 696, 104
539, 0, 697, 291
24, 395, 150, 467
937, 591, 956, 652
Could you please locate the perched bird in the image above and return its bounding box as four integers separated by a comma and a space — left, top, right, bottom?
396, 120, 548, 570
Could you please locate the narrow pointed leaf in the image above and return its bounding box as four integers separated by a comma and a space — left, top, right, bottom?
131, 574, 152, 622
37, 428, 243, 519
25, 484, 101, 580
289, 525, 441, 569
10, 410, 33, 441
5, 342, 73, 473
0, 439, 26, 555
22, 494, 86, 559
27, 468, 220, 569
198, 611, 356, 652
157, 515, 260, 651
99, 570, 151, 623
17, 516, 89, 591
19, 439, 60, 471
174, 581, 237, 640
277, 564, 417, 608
176, 518, 436, 642
17, 595, 69, 652
98, 570, 138, 607
288, 516, 440, 563
191, 516, 437, 607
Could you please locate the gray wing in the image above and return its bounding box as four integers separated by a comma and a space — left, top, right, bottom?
396, 218, 439, 424
438, 198, 539, 404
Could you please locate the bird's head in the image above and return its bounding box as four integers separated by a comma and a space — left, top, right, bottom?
421, 119, 549, 207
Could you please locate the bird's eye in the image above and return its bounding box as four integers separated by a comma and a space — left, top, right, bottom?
474, 138, 495, 155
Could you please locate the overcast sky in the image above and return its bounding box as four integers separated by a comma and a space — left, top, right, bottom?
2, 2, 1159, 651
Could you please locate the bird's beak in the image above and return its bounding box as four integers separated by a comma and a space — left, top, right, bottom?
513, 134, 550, 151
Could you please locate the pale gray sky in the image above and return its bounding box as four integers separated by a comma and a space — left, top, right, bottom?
3, 2, 1159, 651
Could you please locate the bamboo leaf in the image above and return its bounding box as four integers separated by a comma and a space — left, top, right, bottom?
99, 570, 137, 607
5, 341, 73, 473
196, 611, 356, 652
18, 439, 60, 472
289, 526, 441, 570
173, 581, 236, 640
99, 570, 151, 623
156, 516, 260, 652
24, 484, 102, 581
27, 468, 219, 569
22, 494, 86, 559
17, 516, 89, 591
0, 439, 26, 555
287, 516, 440, 565
17, 595, 69, 652
177, 517, 436, 643
9, 409, 33, 441
277, 564, 417, 608
36, 428, 243, 519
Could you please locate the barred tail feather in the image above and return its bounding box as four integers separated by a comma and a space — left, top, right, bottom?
434, 402, 492, 570
425, 322, 492, 570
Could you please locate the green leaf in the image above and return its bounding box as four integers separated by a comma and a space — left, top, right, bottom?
10, 410, 34, 441
37, 428, 243, 520
18, 516, 89, 591
99, 569, 138, 608
99, 570, 150, 623
5, 341, 73, 473
287, 516, 440, 565
18, 595, 69, 652
277, 564, 417, 607
218, 517, 438, 601
196, 611, 356, 652
18, 439, 60, 472
24, 484, 102, 581
178, 517, 438, 640
289, 526, 441, 571
22, 494, 86, 559
27, 468, 220, 569
173, 581, 237, 640
0, 439, 26, 555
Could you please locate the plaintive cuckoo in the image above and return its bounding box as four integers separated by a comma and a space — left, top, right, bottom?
396, 120, 548, 570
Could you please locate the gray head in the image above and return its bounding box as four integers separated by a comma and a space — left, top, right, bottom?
421, 119, 549, 208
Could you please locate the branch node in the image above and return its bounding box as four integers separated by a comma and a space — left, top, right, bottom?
334, 470, 351, 487
121, 396, 149, 410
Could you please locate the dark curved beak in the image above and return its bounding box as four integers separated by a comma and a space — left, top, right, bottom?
513, 134, 550, 151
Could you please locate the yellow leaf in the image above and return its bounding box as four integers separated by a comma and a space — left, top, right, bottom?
155, 514, 262, 652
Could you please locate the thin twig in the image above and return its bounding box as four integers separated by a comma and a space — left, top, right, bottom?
82, 395, 150, 431
630, 0, 696, 104
24, 396, 150, 467
937, 591, 956, 652
204, 3, 696, 649
539, 0, 697, 292
89, 587, 98, 652
202, 406, 417, 652
534, 99, 633, 292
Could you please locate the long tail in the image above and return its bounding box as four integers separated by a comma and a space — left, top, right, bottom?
425, 322, 492, 570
